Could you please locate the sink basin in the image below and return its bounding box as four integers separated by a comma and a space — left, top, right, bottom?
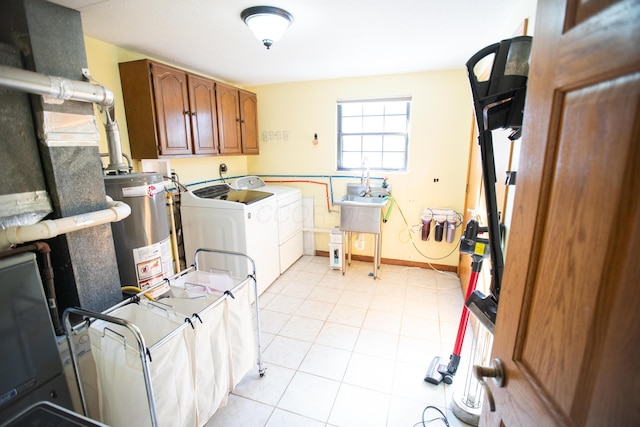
335, 195, 389, 207
345, 182, 392, 198
336, 194, 389, 234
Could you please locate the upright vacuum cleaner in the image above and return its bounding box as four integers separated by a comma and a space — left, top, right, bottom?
425, 36, 532, 385
425, 220, 489, 384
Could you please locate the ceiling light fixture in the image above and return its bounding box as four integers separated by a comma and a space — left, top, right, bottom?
241, 6, 293, 49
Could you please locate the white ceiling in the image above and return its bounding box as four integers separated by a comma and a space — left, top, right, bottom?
49, 0, 537, 86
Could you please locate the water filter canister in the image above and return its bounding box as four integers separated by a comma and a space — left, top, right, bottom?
446, 220, 457, 243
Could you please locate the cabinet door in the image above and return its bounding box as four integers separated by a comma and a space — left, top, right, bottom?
119, 60, 160, 159
216, 83, 242, 154
188, 75, 219, 155
240, 90, 259, 155
150, 63, 193, 156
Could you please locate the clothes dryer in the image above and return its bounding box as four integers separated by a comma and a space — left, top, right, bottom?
233, 176, 303, 273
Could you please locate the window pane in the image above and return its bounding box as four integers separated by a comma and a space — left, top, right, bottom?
363, 102, 385, 116
342, 117, 362, 133
363, 134, 383, 151
383, 152, 406, 169
384, 101, 407, 115
341, 103, 362, 116
342, 135, 362, 151
342, 152, 362, 169
384, 135, 406, 151
384, 115, 407, 132
362, 116, 383, 133
337, 98, 411, 172
364, 153, 383, 169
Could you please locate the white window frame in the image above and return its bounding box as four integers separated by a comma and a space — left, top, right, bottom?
337, 97, 411, 172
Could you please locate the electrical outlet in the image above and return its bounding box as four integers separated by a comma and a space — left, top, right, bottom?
219, 163, 227, 175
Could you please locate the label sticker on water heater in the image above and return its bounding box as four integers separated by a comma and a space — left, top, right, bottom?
121, 182, 165, 198
133, 237, 174, 292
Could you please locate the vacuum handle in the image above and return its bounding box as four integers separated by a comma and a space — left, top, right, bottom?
466, 42, 500, 88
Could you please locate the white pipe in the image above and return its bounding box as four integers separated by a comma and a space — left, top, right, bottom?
302, 227, 332, 234
354, 233, 366, 251
0, 200, 131, 250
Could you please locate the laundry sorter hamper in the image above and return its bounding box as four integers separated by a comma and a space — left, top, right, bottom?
64, 248, 265, 427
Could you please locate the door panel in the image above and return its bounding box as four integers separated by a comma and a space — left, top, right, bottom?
482, 0, 640, 426
239, 90, 259, 154
216, 83, 242, 154
188, 75, 218, 154
151, 63, 192, 155
519, 74, 639, 417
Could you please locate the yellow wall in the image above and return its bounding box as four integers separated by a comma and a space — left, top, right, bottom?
84, 36, 473, 267
246, 72, 473, 266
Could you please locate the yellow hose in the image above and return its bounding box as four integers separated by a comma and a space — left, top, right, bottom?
121, 286, 155, 301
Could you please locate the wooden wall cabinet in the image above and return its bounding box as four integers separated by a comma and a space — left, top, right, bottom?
216, 82, 259, 155
119, 59, 258, 159
188, 74, 219, 156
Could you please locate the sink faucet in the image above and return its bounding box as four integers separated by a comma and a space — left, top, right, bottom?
361, 157, 371, 196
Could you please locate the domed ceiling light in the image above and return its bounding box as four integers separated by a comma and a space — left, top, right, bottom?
241, 6, 293, 49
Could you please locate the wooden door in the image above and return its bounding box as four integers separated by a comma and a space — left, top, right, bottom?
482, 0, 640, 426
151, 63, 192, 156
216, 83, 242, 154
239, 90, 259, 155
188, 75, 219, 155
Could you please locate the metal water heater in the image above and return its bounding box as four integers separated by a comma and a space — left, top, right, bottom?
104, 173, 173, 291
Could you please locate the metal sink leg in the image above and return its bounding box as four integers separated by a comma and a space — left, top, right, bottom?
373, 233, 379, 279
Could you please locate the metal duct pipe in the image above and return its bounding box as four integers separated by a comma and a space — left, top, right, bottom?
0, 64, 114, 108
0, 64, 131, 173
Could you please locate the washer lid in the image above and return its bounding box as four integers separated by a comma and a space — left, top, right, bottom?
233, 176, 266, 190
219, 189, 272, 205
192, 184, 232, 198
191, 184, 272, 205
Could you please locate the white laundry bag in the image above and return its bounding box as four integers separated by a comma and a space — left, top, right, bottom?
146, 287, 231, 426
223, 278, 257, 389
171, 269, 257, 392
88, 304, 196, 427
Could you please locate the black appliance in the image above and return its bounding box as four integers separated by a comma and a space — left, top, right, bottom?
0, 252, 73, 423
465, 36, 533, 332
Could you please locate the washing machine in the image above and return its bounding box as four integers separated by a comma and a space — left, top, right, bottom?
180, 183, 279, 296
233, 176, 303, 274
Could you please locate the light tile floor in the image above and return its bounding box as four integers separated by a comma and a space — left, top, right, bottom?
206, 256, 477, 427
